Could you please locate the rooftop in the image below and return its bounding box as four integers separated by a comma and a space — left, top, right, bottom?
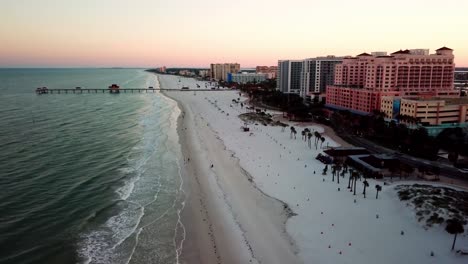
348, 154, 399, 172
391, 49, 411, 55
436, 46, 453, 51
323, 147, 370, 157
404, 97, 468, 105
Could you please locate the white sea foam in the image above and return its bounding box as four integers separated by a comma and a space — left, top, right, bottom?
78, 72, 185, 264
174, 158, 186, 264
116, 176, 137, 201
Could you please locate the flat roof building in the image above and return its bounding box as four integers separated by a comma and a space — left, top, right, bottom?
301, 56, 343, 98
256, 66, 278, 79
228, 73, 267, 84
210, 63, 240, 81
381, 96, 468, 126
277, 60, 303, 94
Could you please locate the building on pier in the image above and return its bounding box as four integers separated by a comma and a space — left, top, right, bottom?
108, 84, 120, 94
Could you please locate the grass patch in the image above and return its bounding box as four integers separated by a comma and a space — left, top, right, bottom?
239, 112, 287, 127
395, 184, 468, 227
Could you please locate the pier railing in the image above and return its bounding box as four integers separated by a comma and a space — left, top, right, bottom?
35, 87, 231, 94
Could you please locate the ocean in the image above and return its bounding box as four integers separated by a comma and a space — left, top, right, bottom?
0, 69, 185, 264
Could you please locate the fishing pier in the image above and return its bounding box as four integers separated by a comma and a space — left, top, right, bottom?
35, 84, 228, 94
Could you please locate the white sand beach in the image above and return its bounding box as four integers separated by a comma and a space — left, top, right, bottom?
159, 74, 468, 264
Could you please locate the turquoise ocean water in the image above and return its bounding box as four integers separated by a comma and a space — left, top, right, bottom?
0, 69, 185, 264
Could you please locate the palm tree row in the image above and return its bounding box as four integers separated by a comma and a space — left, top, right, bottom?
396, 114, 420, 125
288, 126, 326, 149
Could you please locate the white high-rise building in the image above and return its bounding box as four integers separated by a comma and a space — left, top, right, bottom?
277, 60, 303, 94
300, 56, 343, 98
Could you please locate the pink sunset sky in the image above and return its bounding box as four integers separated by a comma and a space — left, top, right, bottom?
1, 0, 467, 68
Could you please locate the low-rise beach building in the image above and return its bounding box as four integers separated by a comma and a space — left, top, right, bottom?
199, 70, 209, 78
228, 72, 267, 84
381, 96, 468, 126
256, 66, 278, 79
323, 147, 370, 163
347, 154, 401, 178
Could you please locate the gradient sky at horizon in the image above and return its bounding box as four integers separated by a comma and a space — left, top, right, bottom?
1, 0, 467, 68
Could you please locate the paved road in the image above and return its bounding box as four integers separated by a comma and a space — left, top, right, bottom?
339, 132, 468, 181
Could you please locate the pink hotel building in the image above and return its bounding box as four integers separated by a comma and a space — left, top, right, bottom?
326, 47, 458, 114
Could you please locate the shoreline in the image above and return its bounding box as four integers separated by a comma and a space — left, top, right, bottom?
159, 78, 300, 263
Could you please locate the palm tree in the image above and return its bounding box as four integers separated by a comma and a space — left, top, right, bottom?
331, 165, 336, 182
314, 131, 321, 148
301, 130, 306, 141
322, 165, 328, 175
304, 129, 310, 141
290, 126, 297, 139
445, 219, 465, 251
348, 169, 354, 189
340, 169, 346, 178
350, 171, 358, 193
307, 132, 312, 148
336, 165, 341, 184
320, 137, 325, 149
353, 172, 358, 195
363, 180, 369, 198
343, 163, 348, 175
375, 184, 382, 199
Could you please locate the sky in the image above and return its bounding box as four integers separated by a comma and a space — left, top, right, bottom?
1, 0, 467, 68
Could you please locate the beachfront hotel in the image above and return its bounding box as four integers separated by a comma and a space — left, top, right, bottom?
326, 47, 458, 114
277, 56, 343, 99
210, 63, 240, 81
256, 66, 278, 79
